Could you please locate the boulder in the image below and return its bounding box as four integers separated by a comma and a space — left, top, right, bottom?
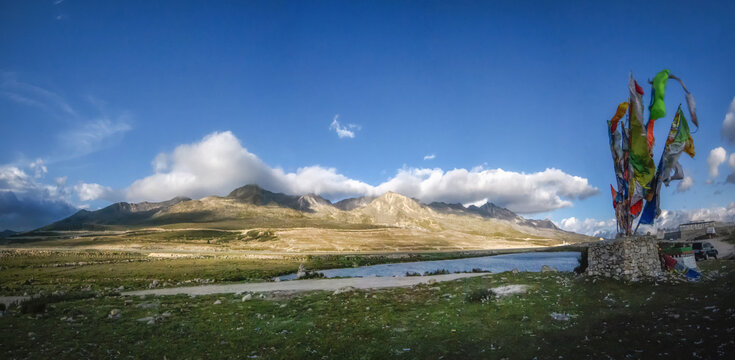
333, 286, 355, 295
491, 284, 529, 297
108, 309, 122, 319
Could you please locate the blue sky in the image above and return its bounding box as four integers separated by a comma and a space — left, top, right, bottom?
2, 0, 735, 233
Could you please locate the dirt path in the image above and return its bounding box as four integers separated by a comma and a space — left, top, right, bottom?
0, 296, 31, 307
708, 237, 735, 258
123, 273, 488, 297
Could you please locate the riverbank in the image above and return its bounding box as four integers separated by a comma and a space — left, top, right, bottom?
0, 247, 579, 296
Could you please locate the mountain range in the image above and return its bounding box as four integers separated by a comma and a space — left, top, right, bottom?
23, 184, 592, 251
43, 184, 560, 232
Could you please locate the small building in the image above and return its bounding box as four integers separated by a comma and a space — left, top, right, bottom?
679, 221, 716, 240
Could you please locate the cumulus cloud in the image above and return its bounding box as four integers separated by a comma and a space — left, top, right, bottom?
723, 97, 735, 144
29, 159, 47, 178
374, 167, 598, 213
651, 204, 735, 230
0, 165, 77, 231
55, 176, 67, 186
707, 147, 727, 178
113, 131, 600, 213
676, 176, 693, 193
423, 154, 436, 160
329, 115, 359, 139
73, 183, 119, 202
563, 203, 735, 238
124, 131, 374, 202
559, 217, 617, 238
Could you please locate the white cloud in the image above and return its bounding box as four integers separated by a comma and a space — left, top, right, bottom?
0, 165, 34, 192
55, 176, 67, 186
676, 176, 693, 193
707, 147, 727, 178
124, 131, 374, 202
114, 131, 599, 214
722, 97, 735, 144
74, 183, 119, 202
0, 73, 77, 118
60, 117, 132, 158
0, 165, 77, 231
423, 154, 436, 160
559, 217, 617, 238
2, 74, 132, 160
651, 204, 735, 230
29, 159, 47, 178
563, 203, 735, 239
463, 198, 488, 208
375, 167, 598, 213
329, 115, 358, 139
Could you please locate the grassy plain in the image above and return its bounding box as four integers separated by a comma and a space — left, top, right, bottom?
1, 249, 540, 295
1, 249, 734, 359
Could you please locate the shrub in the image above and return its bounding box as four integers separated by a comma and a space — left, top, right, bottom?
20, 292, 96, 314
424, 269, 450, 276
466, 288, 495, 303
299, 271, 326, 279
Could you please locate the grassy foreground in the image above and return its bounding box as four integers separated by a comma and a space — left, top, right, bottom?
1, 250, 734, 359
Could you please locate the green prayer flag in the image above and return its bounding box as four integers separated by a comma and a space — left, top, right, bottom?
649, 69, 670, 120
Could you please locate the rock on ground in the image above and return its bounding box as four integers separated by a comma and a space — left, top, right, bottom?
108, 309, 121, 319
491, 284, 529, 297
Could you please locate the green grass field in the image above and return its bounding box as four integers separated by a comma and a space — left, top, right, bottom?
1, 250, 734, 359
1, 250, 527, 295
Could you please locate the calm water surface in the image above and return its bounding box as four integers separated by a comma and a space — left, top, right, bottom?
281, 251, 581, 280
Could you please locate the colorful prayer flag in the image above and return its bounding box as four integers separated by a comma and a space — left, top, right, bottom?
628, 74, 656, 195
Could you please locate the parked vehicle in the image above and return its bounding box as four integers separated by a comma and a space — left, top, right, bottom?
692, 241, 718, 260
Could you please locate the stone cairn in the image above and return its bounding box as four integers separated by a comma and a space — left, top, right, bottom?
586, 236, 661, 281
296, 263, 307, 279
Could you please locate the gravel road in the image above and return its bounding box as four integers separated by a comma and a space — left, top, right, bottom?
708, 237, 735, 258
123, 273, 487, 297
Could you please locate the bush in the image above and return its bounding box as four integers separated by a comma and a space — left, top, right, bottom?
466, 288, 495, 303
424, 269, 450, 276
19, 292, 96, 314
299, 271, 326, 279
405, 271, 422, 276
